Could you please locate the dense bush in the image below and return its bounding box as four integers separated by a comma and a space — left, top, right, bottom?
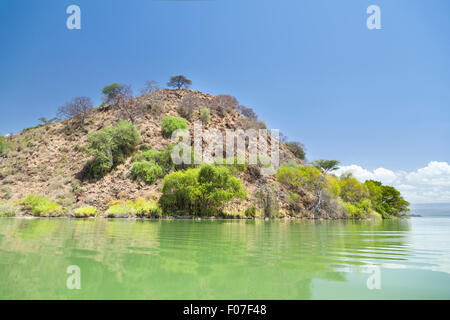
131, 144, 197, 184
106, 200, 137, 218
106, 199, 161, 218
73, 206, 97, 217
161, 116, 188, 137
277, 161, 409, 219
23, 195, 62, 217
131, 161, 163, 184
338, 173, 369, 204
276, 163, 322, 191
135, 199, 161, 217
214, 156, 248, 174
364, 180, 409, 218
342, 199, 376, 219
159, 164, 246, 216
133, 148, 173, 174
199, 107, 211, 123
84, 121, 140, 179
244, 206, 257, 218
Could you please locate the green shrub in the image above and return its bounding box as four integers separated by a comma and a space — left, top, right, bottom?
215, 156, 248, 173
23, 195, 62, 217
339, 173, 369, 204
199, 107, 211, 123
0, 203, 19, 217
134, 148, 173, 173
286, 192, 301, 212
0, 136, 8, 153
84, 120, 140, 179
161, 116, 188, 137
276, 164, 322, 191
244, 206, 256, 218
132, 144, 197, 182
106, 200, 137, 218
131, 161, 163, 184
135, 199, 161, 217
364, 180, 409, 218
73, 206, 97, 217
105, 199, 161, 218
159, 164, 246, 216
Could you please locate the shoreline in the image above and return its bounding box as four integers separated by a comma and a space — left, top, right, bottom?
1, 214, 400, 221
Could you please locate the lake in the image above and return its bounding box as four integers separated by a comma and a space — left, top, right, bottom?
0, 217, 449, 299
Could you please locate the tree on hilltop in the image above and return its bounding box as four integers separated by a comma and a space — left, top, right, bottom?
167, 75, 192, 90
140, 80, 160, 95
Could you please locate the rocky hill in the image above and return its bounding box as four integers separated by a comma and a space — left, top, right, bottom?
0, 89, 315, 217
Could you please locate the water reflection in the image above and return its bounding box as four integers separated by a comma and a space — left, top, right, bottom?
0, 217, 448, 299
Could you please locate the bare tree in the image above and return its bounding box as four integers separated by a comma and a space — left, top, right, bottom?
140, 80, 160, 95
209, 94, 238, 116
236, 118, 267, 130
177, 93, 200, 119
255, 184, 279, 218
236, 105, 257, 120
58, 96, 93, 126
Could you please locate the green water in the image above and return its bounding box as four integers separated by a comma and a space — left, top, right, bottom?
0, 217, 449, 299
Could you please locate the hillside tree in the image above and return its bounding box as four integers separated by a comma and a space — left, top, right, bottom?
58, 96, 94, 126
140, 80, 160, 95
102, 83, 136, 122
285, 141, 306, 160
311, 159, 340, 173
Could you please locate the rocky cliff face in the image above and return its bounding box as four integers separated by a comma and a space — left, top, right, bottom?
0, 89, 313, 215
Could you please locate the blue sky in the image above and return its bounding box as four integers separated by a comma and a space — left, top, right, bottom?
0, 0, 449, 178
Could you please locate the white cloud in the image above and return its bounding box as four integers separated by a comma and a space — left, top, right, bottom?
333, 161, 450, 204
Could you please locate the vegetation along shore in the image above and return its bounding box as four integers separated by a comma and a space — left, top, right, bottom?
0, 76, 410, 220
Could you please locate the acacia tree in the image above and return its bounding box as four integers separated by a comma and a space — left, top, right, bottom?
167, 75, 192, 90
309, 159, 340, 217
140, 80, 160, 95
58, 96, 93, 126
311, 159, 340, 173
102, 83, 136, 122
38, 117, 58, 126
